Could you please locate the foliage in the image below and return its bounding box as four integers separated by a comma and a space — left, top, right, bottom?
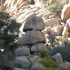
47, 2, 63, 14
50, 45, 70, 62
22, 62, 34, 69
38, 57, 58, 68
38, 51, 50, 58
0, 11, 20, 51
0, 55, 15, 70
30, 63, 45, 70
46, 36, 59, 49
0, 39, 5, 49
14, 61, 34, 69
14, 62, 22, 68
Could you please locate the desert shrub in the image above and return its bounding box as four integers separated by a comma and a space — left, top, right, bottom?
0, 11, 20, 51
0, 11, 20, 61
50, 45, 70, 62
38, 51, 50, 58
46, 36, 59, 49
14, 62, 22, 68
38, 57, 58, 68
14, 61, 34, 69
47, 2, 63, 14
0, 55, 15, 70
22, 61, 34, 69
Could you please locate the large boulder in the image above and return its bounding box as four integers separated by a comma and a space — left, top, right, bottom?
61, 4, 70, 22
18, 30, 45, 45
44, 18, 61, 27
31, 43, 47, 52
15, 56, 29, 64
50, 25, 63, 36
23, 15, 45, 32
15, 47, 30, 56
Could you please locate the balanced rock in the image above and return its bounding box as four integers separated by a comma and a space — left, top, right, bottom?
31, 43, 47, 52
18, 30, 45, 45
15, 47, 30, 56
23, 15, 45, 32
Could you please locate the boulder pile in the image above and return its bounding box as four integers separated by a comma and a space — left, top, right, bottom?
15, 15, 47, 65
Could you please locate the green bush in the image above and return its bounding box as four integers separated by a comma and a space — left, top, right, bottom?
38, 51, 50, 58
0, 39, 5, 49
0, 11, 20, 51
50, 45, 70, 62
14, 62, 23, 68
14, 61, 34, 69
47, 2, 63, 14
38, 57, 58, 68
22, 62, 34, 69
0, 55, 15, 70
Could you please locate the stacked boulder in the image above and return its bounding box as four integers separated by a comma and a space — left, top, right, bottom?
15, 15, 47, 64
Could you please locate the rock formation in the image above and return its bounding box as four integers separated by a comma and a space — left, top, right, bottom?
15, 15, 47, 65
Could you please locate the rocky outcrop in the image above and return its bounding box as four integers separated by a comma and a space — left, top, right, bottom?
15, 15, 47, 66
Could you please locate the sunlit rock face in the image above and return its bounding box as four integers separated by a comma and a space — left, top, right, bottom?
61, 4, 70, 22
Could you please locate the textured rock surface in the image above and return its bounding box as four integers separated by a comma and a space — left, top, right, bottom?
15, 56, 29, 64
18, 30, 45, 44
61, 4, 70, 22
53, 53, 63, 65
50, 25, 63, 36
15, 47, 30, 56
23, 15, 45, 32
44, 18, 61, 27
59, 62, 70, 70
42, 26, 51, 35
31, 43, 47, 51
